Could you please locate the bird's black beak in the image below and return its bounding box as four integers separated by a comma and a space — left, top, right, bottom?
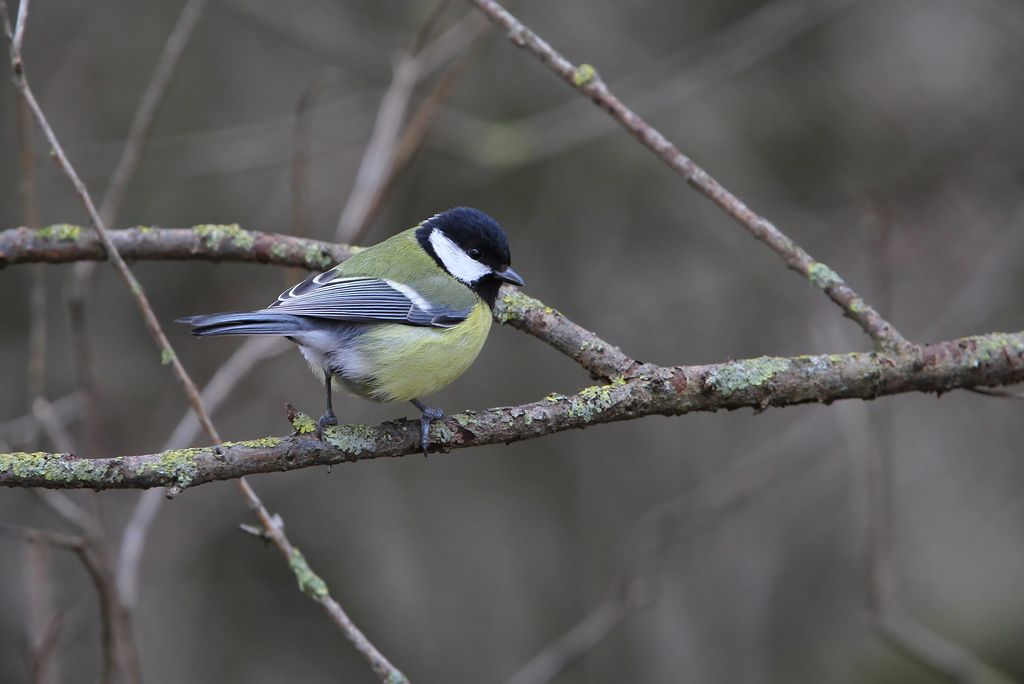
495, 266, 525, 286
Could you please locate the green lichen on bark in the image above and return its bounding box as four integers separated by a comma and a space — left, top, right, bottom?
965, 333, 1024, 364
705, 357, 792, 397
192, 223, 254, 251
573, 63, 597, 86
322, 424, 378, 456
495, 289, 536, 324
229, 437, 283, 449
807, 261, 842, 290
303, 244, 334, 270
0, 451, 119, 485
289, 410, 319, 435
568, 377, 626, 418
289, 548, 329, 598
37, 224, 82, 241
270, 242, 290, 260
134, 447, 204, 489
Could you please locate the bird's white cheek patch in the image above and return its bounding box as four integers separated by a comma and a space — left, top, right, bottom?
429, 230, 491, 284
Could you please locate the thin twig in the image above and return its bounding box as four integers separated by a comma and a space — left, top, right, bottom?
334, 9, 488, 242
468, 0, 908, 352
334, 54, 419, 242
0, 525, 117, 684
360, 24, 492, 229
15, 85, 45, 405
507, 580, 647, 684
234, 478, 410, 683
2, 3, 221, 445
32, 398, 75, 454
967, 386, 1024, 400
22, 539, 57, 684
851, 369, 1018, 683
0, 393, 81, 446
2, 10, 405, 682
443, 0, 856, 168
117, 337, 289, 608
290, 67, 344, 241
98, 0, 209, 226
66, 0, 208, 453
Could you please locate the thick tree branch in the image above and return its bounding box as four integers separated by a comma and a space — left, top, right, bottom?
3, 330, 1021, 491
467, 0, 908, 352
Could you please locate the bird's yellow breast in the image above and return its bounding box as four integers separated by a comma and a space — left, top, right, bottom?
348, 301, 493, 403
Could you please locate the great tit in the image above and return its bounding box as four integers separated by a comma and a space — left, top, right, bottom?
178, 207, 524, 456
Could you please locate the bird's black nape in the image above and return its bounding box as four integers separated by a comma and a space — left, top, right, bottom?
416, 207, 514, 309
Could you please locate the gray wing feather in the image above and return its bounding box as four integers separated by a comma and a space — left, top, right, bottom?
266, 276, 470, 328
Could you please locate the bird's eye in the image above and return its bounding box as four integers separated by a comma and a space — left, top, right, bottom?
468, 248, 481, 259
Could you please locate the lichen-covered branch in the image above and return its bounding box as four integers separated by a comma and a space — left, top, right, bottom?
3, 331, 1021, 491
0, 224, 354, 270
467, 0, 908, 352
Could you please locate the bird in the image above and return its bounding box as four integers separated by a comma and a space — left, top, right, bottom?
178, 207, 524, 456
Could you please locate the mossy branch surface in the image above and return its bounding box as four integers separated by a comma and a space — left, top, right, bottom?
0, 225, 352, 270
4, 331, 1022, 491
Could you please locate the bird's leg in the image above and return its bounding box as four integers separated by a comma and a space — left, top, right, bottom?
410, 399, 444, 457
317, 369, 338, 439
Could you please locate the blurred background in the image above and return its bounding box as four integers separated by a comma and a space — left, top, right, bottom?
1, 0, 1023, 681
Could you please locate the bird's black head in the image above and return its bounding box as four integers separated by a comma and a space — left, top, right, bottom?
416, 207, 524, 308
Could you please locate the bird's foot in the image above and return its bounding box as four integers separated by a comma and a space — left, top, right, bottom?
316, 410, 338, 440
418, 407, 444, 457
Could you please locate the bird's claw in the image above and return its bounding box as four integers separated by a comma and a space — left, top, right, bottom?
316, 411, 338, 441
419, 407, 444, 457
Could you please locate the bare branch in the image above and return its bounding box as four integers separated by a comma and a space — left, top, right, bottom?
2, 20, 406, 682
360, 27, 491, 229
10, 0, 26, 54
441, 0, 857, 169
117, 337, 289, 608
467, 0, 908, 352
2, 18, 221, 446
335, 10, 489, 243
15, 81, 44, 404
506, 580, 647, 684
873, 612, 1018, 684
967, 386, 1024, 400
233, 478, 410, 684
0, 393, 81, 447
98, 0, 209, 226
0, 524, 119, 683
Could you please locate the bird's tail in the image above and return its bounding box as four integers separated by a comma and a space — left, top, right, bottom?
177, 311, 310, 337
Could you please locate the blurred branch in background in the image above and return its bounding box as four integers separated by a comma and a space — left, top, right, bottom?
334, 4, 491, 243
469, 0, 908, 352
65, 0, 209, 454
507, 420, 824, 684
3, 0, 1024, 681
0, 522, 136, 684
2, 3, 408, 682
117, 336, 289, 609
439, 0, 858, 169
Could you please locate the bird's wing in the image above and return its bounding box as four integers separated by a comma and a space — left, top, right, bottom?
265, 272, 472, 328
